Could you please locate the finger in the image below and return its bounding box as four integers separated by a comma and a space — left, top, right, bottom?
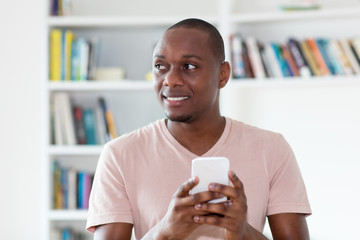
194, 200, 233, 217
228, 171, 245, 195
188, 191, 226, 206
193, 213, 232, 228
176, 176, 199, 198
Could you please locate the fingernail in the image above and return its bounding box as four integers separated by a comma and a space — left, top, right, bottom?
209, 183, 215, 190
195, 203, 202, 209
194, 215, 200, 222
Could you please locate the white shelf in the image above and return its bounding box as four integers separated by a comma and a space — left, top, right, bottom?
227, 75, 360, 88
231, 6, 360, 23
48, 15, 219, 28
48, 145, 103, 156
49, 210, 88, 221
47, 80, 154, 91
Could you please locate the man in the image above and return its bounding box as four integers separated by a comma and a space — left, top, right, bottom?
86, 18, 311, 239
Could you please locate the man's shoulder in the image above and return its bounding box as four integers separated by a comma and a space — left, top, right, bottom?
106, 119, 165, 149
227, 117, 284, 142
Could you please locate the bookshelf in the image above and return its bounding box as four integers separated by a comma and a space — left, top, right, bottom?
43, 0, 360, 239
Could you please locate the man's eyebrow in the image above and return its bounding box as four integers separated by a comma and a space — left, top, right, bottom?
182, 54, 203, 61
153, 54, 165, 59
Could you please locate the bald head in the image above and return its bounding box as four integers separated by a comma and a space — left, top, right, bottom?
166, 18, 225, 64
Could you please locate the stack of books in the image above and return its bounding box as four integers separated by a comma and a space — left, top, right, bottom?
52, 161, 94, 210
50, 29, 99, 81
51, 93, 117, 146
230, 35, 360, 79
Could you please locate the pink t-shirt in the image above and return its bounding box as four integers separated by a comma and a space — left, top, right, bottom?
86, 117, 311, 239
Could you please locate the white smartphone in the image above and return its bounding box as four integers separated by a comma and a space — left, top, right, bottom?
191, 157, 229, 203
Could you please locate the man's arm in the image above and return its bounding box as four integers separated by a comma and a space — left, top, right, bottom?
268, 213, 310, 240
94, 222, 133, 240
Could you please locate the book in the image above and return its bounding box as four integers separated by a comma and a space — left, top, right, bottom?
306, 38, 330, 76
245, 37, 266, 78
82, 108, 98, 145
299, 40, 321, 76
316, 38, 343, 75
230, 34, 246, 78
271, 43, 290, 77
64, 30, 74, 81
73, 106, 86, 144
67, 168, 77, 210
78, 38, 90, 80
259, 44, 273, 78
263, 42, 283, 78
98, 97, 112, 142
287, 38, 312, 77
87, 37, 100, 81
329, 39, 354, 75
241, 41, 254, 78
339, 38, 360, 75
50, 29, 62, 81
57, 92, 77, 145
71, 38, 80, 80
350, 38, 360, 65
282, 44, 300, 77
53, 161, 62, 209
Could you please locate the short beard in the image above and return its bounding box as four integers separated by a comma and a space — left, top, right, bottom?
165, 113, 192, 123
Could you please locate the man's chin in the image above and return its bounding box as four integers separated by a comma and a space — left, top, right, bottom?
165, 114, 192, 123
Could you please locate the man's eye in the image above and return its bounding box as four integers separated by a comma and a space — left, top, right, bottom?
184, 64, 196, 70
155, 64, 166, 70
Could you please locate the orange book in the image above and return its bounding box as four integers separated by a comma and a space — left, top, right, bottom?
300, 40, 321, 76
282, 45, 300, 77
306, 38, 330, 76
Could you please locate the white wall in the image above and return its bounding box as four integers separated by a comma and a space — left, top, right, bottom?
0, 1, 45, 239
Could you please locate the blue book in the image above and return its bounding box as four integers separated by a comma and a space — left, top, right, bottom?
316, 38, 336, 75
70, 39, 79, 81
60, 167, 68, 209
83, 108, 97, 145
319, 38, 344, 75
61, 30, 66, 81
77, 172, 83, 209
271, 43, 289, 77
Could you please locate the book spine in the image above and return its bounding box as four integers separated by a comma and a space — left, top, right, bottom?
230, 34, 246, 78
287, 38, 312, 77
264, 43, 283, 78
299, 40, 321, 76
64, 30, 74, 81
330, 39, 354, 75
316, 38, 335, 75
50, 29, 62, 81
318, 38, 343, 75
306, 38, 330, 76
83, 108, 98, 145
271, 43, 289, 77
245, 37, 266, 78
339, 38, 360, 75
282, 44, 299, 77
73, 106, 86, 144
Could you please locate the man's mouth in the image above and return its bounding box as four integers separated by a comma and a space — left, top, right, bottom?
166, 96, 189, 101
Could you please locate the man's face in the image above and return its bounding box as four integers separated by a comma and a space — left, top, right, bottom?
152, 27, 222, 123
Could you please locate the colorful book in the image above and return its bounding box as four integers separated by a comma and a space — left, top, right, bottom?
317, 38, 343, 75
306, 38, 330, 76
241, 41, 254, 78
287, 38, 312, 77
53, 161, 62, 209
73, 106, 86, 144
282, 44, 300, 77
299, 40, 321, 76
339, 38, 360, 75
263, 42, 283, 78
50, 29, 62, 81
78, 38, 89, 80
64, 30, 74, 81
245, 37, 266, 78
83, 108, 98, 145
271, 43, 290, 77
330, 39, 353, 75
231, 34, 246, 78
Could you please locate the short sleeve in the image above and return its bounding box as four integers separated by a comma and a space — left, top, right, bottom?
86, 143, 134, 233
267, 135, 312, 216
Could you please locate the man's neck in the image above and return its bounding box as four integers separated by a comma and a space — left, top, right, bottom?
166, 116, 226, 156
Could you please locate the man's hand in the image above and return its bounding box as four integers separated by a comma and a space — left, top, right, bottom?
155, 176, 226, 239
193, 170, 268, 240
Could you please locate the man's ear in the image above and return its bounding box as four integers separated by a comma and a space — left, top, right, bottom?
218, 61, 231, 89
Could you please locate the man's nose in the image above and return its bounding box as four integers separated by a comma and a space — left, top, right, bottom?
163, 68, 184, 87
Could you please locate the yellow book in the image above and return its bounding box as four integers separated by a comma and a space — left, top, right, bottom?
50, 29, 62, 81
300, 40, 321, 76
64, 30, 74, 81
105, 110, 118, 139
